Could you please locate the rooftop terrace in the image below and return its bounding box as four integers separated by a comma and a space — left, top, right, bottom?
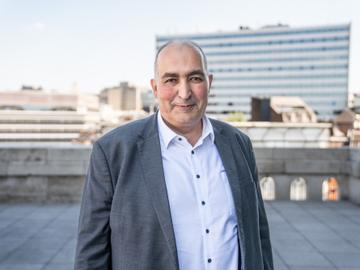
0, 201, 359, 270
0, 144, 359, 269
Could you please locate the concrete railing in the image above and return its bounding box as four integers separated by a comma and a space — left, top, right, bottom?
0, 143, 91, 202
0, 143, 359, 204
349, 148, 360, 204
255, 148, 355, 202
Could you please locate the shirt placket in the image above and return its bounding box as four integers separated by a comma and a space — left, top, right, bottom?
190, 142, 213, 270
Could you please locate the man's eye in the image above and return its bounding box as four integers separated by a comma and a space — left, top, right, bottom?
190, 76, 203, 82
165, 78, 177, 83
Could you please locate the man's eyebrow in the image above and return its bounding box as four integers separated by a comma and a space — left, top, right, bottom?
161, 72, 179, 79
187, 70, 205, 77
161, 70, 205, 79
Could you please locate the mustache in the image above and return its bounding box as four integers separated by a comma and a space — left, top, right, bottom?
172, 100, 196, 106
172, 103, 196, 107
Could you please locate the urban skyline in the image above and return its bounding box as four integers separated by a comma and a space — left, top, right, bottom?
0, 0, 359, 94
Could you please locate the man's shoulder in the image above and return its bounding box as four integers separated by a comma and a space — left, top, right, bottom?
95, 114, 155, 148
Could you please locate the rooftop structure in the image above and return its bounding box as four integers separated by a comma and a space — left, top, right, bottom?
251, 96, 317, 122
334, 109, 360, 147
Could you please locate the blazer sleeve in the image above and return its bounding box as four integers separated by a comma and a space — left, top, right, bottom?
75, 142, 113, 270
246, 136, 274, 270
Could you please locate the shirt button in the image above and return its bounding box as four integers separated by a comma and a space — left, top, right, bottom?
206, 229, 210, 234
208, 258, 212, 263
178, 137, 182, 141
201, 201, 206, 205
191, 150, 194, 154
196, 174, 200, 179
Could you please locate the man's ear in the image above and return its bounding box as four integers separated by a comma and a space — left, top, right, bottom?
150, 79, 158, 98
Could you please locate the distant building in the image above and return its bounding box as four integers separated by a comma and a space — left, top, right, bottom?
352, 93, 360, 113
334, 108, 360, 146
141, 89, 157, 113
0, 87, 99, 112
251, 96, 317, 123
100, 82, 137, 111
157, 23, 351, 120
334, 109, 358, 134
0, 88, 100, 143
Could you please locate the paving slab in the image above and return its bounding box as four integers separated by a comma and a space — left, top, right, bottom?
325, 252, 360, 268
0, 201, 359, 270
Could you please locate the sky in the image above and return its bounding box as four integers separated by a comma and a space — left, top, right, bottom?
0, 0, 359, 94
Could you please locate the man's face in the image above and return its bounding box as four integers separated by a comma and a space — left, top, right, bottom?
151, 44, 212, 132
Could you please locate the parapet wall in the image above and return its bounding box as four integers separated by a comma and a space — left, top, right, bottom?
0, 144, 91, 202
349, 148, 360, 204
0, 144, 359, 204
255, 148, 353, 201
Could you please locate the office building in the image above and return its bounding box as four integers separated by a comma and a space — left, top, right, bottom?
156, 23, 351, 120
99, 81, 137, 111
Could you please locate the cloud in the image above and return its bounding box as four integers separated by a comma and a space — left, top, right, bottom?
27, 22, 47, 31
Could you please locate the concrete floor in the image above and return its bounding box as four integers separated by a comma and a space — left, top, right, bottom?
0, 201, 359, 270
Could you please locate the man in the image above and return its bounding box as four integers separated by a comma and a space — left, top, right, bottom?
75, 40, 273, 270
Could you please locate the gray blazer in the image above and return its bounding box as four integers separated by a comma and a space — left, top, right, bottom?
75, 113, 273, 270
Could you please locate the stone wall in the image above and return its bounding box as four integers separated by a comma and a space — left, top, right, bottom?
254, 148, 351, 200
349, 148, 360, 204
0, 144, 91, 202
0, 144, 359, 204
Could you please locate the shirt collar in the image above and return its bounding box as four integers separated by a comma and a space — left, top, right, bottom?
157, 112, 215, 149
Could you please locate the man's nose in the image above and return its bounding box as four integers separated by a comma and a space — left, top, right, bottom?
177, 81, 191, 100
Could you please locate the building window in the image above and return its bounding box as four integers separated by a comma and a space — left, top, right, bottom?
322, 177, 339, 201
290, 177, 307, 201
260, 177, 275, 200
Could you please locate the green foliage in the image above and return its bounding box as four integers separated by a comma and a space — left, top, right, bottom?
225, 112, 247, 122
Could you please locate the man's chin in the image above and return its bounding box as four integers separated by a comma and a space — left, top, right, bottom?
176, 114, 203, 126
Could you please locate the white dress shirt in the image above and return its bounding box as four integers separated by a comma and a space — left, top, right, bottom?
157, 113, 239, 270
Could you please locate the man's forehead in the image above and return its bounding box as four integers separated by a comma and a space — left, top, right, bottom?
156, 44, 204, 74
158, 44, 201, 60
160, 42, 199, 53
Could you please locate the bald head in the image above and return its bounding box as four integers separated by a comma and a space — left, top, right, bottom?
154, 40, 208, 79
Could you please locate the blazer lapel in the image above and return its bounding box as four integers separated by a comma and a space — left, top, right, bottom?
212, 123, 255, 210
213, 124, 248, 265
213, 127, 242, 212
137, 114, 179, 270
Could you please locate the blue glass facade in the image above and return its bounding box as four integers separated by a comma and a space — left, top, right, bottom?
156, 23, 351, 120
